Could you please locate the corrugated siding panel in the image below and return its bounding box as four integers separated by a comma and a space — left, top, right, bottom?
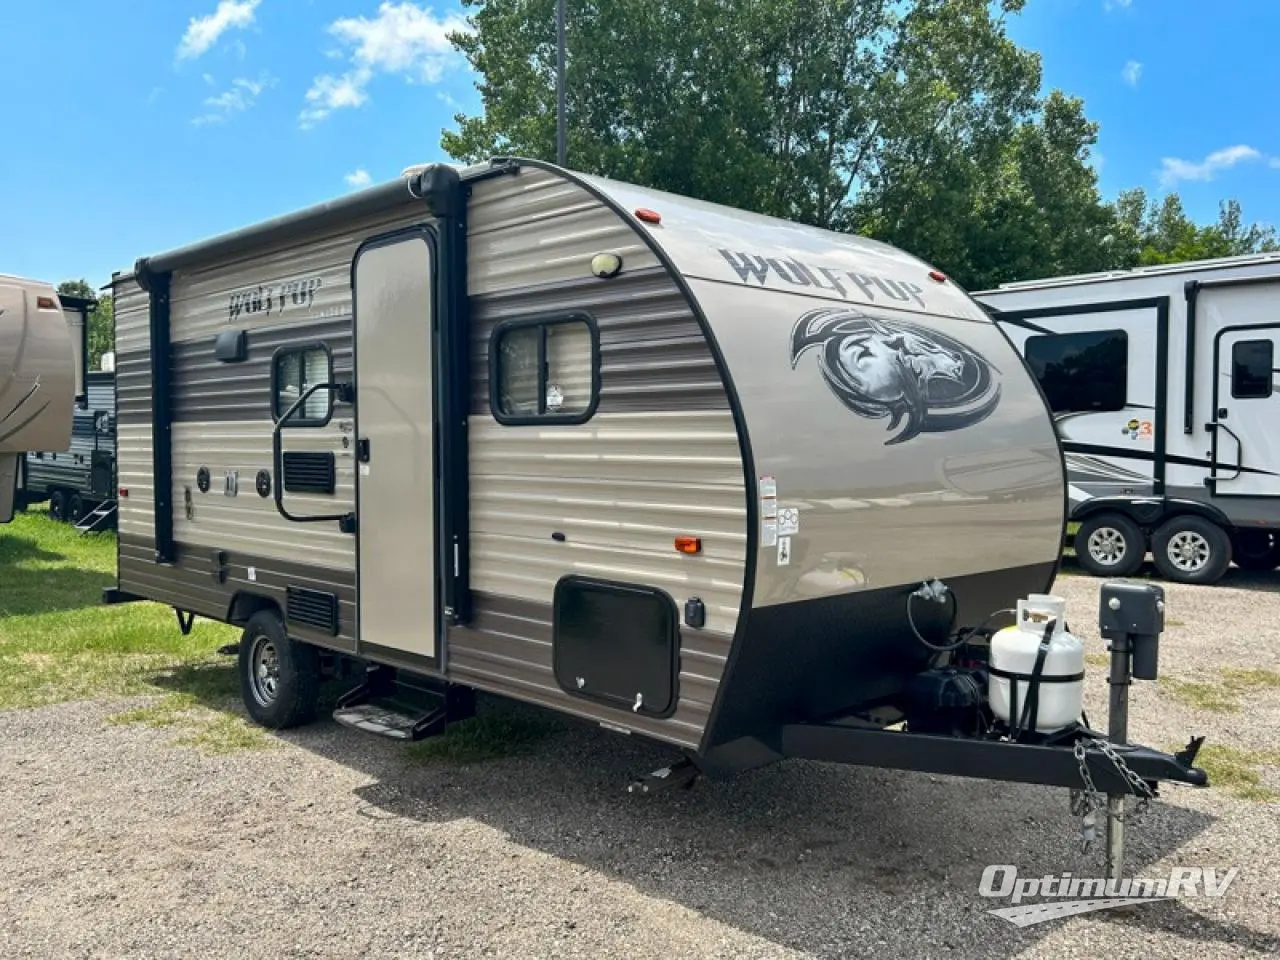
470, 268, 728, 414
468, 167, 661, 296
112, 278, 155, 545
170, 317, 352, 422
448, 595, 728, 750
167, 208, 436, 345
170, 421, 355, 567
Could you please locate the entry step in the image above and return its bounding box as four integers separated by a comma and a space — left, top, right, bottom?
333, 701, 440, 740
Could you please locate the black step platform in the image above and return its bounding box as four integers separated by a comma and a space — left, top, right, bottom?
333, 670, 475, 742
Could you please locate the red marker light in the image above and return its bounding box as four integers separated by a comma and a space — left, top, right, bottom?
635, 208, 662, 225
928, 270, 947, 284
118, 487, 129, 498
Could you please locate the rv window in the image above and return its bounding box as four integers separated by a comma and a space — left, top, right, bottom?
272, 346, 333, 425
492, 316, 598, 423
1231, 339, 1274, 400
1024, 329, 1128, 413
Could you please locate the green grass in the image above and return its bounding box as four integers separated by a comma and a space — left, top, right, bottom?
0, 511, 248, 751
1159, 667, 1280, 714
404, 704, 567, 765
1189, 744, 1280, 802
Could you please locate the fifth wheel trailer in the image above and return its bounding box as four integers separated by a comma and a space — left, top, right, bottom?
976, 253, 1280, 585
103, 158, 1205, 820
0, 276, 80, 523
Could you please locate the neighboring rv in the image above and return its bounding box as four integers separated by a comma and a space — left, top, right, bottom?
17, 369, 117, 528
103, 159, 1204, 805
1, 276, 79, 523
976, 253, 1280, 585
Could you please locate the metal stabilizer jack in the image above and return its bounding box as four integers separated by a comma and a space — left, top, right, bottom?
628, 757, 699, 795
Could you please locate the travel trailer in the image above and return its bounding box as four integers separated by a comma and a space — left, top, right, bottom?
0, 276, 81, 523
977, 254, 1280, 585
17, 368, 117, 530
104, 159, 1205, 813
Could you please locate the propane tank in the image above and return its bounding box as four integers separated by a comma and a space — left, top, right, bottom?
989, 594, 1085, 734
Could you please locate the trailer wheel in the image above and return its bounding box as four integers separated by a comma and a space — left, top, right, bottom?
1233, 530, 1280, 572
1075, 512, 1146, 577
48, 490, 67, 522
68, 494, 86, 524
1152, 516, 1232, 585
238, 611, 320, 729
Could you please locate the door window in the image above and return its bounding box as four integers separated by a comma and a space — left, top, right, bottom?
1231, 339, 1274, 399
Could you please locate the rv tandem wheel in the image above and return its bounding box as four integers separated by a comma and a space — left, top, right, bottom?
1151, 516, 1232, 585
48, 490, 67, 522
1074, 512, 1146, 578
238, 610, 321, 729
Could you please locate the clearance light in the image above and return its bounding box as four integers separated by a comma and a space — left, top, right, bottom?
635, 208, 662, 225
36, 296, 57, 309
675, 536, 702, 555
928, 270, 948, 283
118, 487, 129, 498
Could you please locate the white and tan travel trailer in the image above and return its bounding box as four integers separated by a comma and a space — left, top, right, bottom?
0, 276, 80, 523
977, 253, 1280, 585
105, 159, 1205, 805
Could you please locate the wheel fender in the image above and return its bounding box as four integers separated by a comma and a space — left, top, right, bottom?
1071, 497, 1232, 532
227, 591, 281, 627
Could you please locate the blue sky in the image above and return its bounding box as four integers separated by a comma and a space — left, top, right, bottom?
1, 0, 1277, 289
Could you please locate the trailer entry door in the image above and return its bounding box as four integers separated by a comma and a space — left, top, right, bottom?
353, 230, 439, 661
1211, 325, 1280, 497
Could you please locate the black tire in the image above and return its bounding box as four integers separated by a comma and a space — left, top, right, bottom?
1151, 516, 1232, 585
48, 490, 67, 522
68, 494, 86, 524
1233, 530, 1280, 572
1074, 512, 1146, 577
238, 610, 321, 729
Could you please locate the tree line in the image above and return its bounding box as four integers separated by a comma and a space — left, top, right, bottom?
442, 0, 1277, 291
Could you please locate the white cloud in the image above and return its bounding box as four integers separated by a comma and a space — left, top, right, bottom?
299, 2, 470, 127
1121, 61, 1142, 87
345, 168, 373, 188
177, 0, 261, 61
192, 74, 275, 125
1104, 0, 1133, 10
1158, 145, 1263, 187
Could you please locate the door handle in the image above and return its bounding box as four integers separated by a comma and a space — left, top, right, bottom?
1217, 408, 1228, 419
357, 438, 371, 463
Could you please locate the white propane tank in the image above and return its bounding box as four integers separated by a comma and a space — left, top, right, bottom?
989, 594, 1085, 733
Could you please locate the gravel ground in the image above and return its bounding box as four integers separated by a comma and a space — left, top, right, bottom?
2, 568, 1278, 959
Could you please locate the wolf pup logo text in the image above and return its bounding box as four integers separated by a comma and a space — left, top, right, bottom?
790, 307, 1001, 445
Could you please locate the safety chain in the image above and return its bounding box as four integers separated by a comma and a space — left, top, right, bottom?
1069, 737, 1156, 854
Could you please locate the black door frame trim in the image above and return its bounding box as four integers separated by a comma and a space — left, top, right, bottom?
1207, 321, 1280, 498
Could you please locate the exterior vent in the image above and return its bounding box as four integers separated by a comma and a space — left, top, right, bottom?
282, 452, 335, 494
286, 586, 339, 636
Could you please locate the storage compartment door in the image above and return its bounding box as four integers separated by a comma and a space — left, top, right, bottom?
353, 231, 439, 661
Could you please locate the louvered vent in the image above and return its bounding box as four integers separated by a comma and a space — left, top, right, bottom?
286, 586, 339, 636
282, 452, 336, 494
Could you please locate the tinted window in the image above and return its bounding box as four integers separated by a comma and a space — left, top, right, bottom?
1025, 330, 1128, 413
1231, 339, 1274, 400
492, 317, 597, 423
273, 346, 332, 424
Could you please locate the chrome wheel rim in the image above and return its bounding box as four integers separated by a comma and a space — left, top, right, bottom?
1086, 526, 1129, 567
1167, 531, 1211, 573
249, 635, 281, 706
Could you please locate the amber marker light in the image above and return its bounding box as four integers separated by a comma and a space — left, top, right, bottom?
675, 536, 702, 555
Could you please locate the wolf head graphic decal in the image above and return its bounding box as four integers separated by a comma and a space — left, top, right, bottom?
790, 307, 1001, 445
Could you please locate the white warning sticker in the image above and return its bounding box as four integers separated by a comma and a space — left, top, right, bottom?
759, 475, 777, 499
762, 498, 778, 520
359, 463, 370, 477
777, 506, 800, 536
761, 520, 778, 547
777, 536, 792, 566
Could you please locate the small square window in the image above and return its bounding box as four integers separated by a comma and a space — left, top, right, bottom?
1231, 339, 1274, 400
491, 315, 599, 424
273, 345, 333, 425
